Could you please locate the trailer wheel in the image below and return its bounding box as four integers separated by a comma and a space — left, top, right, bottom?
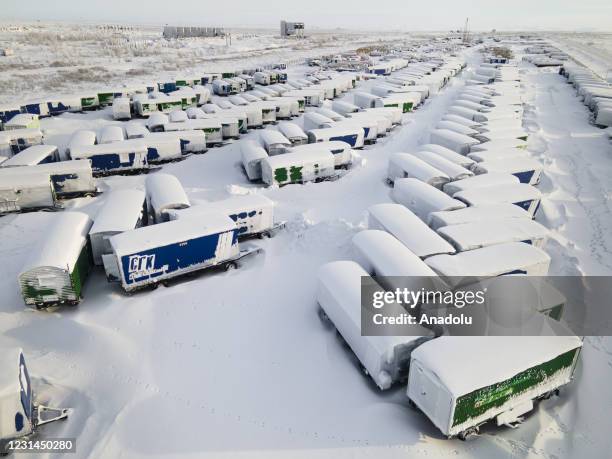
407, 398, 417, 409
359, 364, 370, 377
225, 262, 238, 271
458, 426, 479, 441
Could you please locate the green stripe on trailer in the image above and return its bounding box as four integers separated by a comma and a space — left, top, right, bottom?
98, 92, 114, 106
452, 348, 580, 427
81, 97, 98, 108
403, 102, 413, 113
222, 72, 236, 79
70, 243, 92, 298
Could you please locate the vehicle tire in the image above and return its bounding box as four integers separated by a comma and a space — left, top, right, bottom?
359, 364, 370, 377
225, 262, 238, 271
458, 426, 479, 441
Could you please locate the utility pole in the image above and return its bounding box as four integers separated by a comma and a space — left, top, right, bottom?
462, 17, 470, 44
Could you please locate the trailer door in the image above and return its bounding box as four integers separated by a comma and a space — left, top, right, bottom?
102, 254, 121, 282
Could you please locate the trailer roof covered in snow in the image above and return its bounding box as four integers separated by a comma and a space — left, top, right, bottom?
70, 140, 147, 159
0, 172, 51, 189
420, 144, 476, 169
260, 129, 291, 147
425, 242, 551, 284
429, 203, 531, 230
67, 130, 97, 149
90, 189, 145, 235
443, 172, 520, 196
410, 151, 473, 181
437, 120, 480, 137
146, 173, 190, 213
0, 128, 43, 142
368, 203, 455, 258
277, 122, 307, 141
99, 125, 125, 144
472, 157, 543, 176
264, 148, 333, 169
393, 178, 466, 221
411, 335, 582, 397
430, 129, 480, 148
110, 212, 235, 257
20, 212, 92, 274
1, 145, 58, 167
389, 153, 450, 186
170, 194, 274, 220
454, 183, 542, 207
437, 219, 549, 252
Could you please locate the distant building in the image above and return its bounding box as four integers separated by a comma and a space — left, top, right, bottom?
163, 26, 225, 39
280, 21, 304, 38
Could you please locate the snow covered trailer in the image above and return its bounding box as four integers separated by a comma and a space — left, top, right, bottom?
261, 149, 335, 186
277, 122, 308, 146
98, 125, 125, 144
69, 140, 149, 176
454, 183, 542, 217
260, 130, 291, 156
392, 178, 466, 223
125, 123, 149, 140
349, 111, 392, 137
429, 203, 531, 231
353, 92, 384, 109
0, 129, 43, 157
4, 113, 40, 131
1, 145, 60, 167
146, 112, 170, 132
149, 130, 207, 154
66, 130, 96, 158
145, 173, 190, 223
437, 218, 549, 252
436, 120, 481, 139
133, 94, 158, 117
168, 194, 280, 239
471, 157, 543, 185
307, 126, 365, 149
331, 100, 361, 116
21, 101, 50, 118
238, 74, 255, 90
112, 97, 131, 120
410, 150, 473, 181
380, 93, 417, 113
408, 336, 582, 439
368, 203, 455, 259
448, 106, 488, 123
0, 104, 22, 125
387, 153, 450, 188
102, 213, 244, 292
0, 349, 69, 452
425, 242, 551, 288
315, 107, 344, 122
303, 112, 334, 132
18, 212, 93, 308
430, 129, 480, 155
0, 174, 56, 214
367, 107, 403, 126
164, 119, 223, 146
89, 189, 146, 265
254, 72, 271, 85
441, 114, 484, 131
443, 172, 520, 196
0, 159, 96, 199
241, 141, 268, 181
290, 141, 352, 168
316, 260, 434, 390
212, 79, 235, 96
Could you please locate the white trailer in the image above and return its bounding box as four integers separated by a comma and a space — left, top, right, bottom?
98, 125, 125, 144
315, 107, 344, 122
437, 120, 481, 138
307, 126, 365, 149
441, 114, 484, 131
277, 122, 308, 146
254, 72, 271, 85
368, 203, 455, 259
316, 260, 434, 390
353, 92, 384, 109
471, 157, 543, 185
168, 110, 188, 123
393, 178, 466, 223
331, 100, 361, 116
290, 141, 352, 168
241, 141, 268, 181
167, 194, 281, 239
261, 149, 335, 186
428, 203, 531, 230
408, 336, 582, 439
448, 106, 488, 123
0, 349, 70, 451
466, 148, 529, 162
89, 189, 146, 265
145, 173, 190, 223
212, 79, 234, 96
149, 130, 207, 154
260, 130, 291, 156
1, 145, 60, 167
430, 129, 480, 155
0, 174, 56, 214
303, 112, 334, 131
69, 140, 149, 175
125, 123, 149, 139
146, 112, 170, 132
454, 183, 542, 217
4, 113, 40, 130
164, 119, 223, 146
349, 111, 392, 136
0, 129, 44, 157
410, 150, 473, 180
112, 97, 131, 120
387, 153, 450, 188
425, 242, 551, 288
437, 218, 549, 252
334, 119, 378, 144
443, 172, 520, 196
65, 130, 96, 157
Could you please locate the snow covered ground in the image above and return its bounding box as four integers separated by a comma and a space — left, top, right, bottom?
0, 29, 611, 458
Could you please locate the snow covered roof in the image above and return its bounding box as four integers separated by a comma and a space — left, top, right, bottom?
393, 178, 466, 221
454, 183, 542, 206
425, 242, 551, 283
145, 173, 190, 213
368, 203, 455, 258
68, 130, 97, 149
264, 149, 334, 168
411, 335, 582, 396
472, 157, 543, 175
70, 140, 147, 159
420, 144, 476, 168
443, 172, 519, 196
430, 129, 480, 147
171, 194, 274, 218
110, 212, 235, 257
352, 230, 439, 277
241, 141, 268, 162
304, 112, 334, 127
0, 128, 43, 143
90, 189, 146, 235
437, 120, 480, 136
291, 141, 351, 155
411, 151, 473, 181
277, 122, 308, 140
428, 204, 531, 230
0, 172, 51, 189
260, 129, 291, 147
316, 108, 344, 121
437, 218, 549, 252
20, 212, 92, 274
98, 125, 125, 144
1, 145, 57, 167
389, 153, 450, 185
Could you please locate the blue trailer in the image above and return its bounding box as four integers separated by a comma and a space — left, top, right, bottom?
102, 213, 260, 292
68, 140, 149, 176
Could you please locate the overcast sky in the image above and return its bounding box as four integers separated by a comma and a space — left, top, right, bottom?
2, 0, 611, 31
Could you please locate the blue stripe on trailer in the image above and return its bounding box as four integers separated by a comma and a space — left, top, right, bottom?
50, 173, 78, 191
147, 147, 160, 161
22, 103, 44, 116
515, 199, 535, 212
513, 170, 535, 184
120, 230, 234, 286
47, 101, 70, 115
0, 109, 21, 123
329, 134, 358, 147
90, 152, 138, 173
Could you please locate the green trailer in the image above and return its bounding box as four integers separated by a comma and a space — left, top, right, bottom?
18, 212, 93, 309
80, 95, 100, 111
408, 335, 582, 439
